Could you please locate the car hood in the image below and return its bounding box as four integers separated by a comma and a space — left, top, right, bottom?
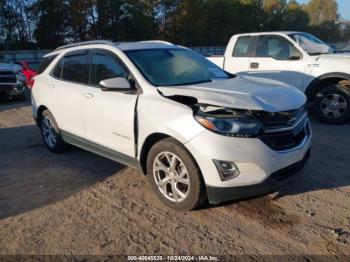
158, 75, 306, 112
317, 52, 350, 61
0, 63, 22, 72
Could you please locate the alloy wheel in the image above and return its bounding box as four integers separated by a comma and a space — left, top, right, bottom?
42, 116, 57, 148
153, 151, 190, 203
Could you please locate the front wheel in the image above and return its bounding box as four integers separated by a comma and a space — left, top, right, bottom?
313, 85, 350, 124
146, 138, 206, 211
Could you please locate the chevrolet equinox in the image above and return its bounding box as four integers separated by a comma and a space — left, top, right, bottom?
32, 40, 311, 211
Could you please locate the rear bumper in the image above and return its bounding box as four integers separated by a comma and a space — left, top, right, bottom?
206, 150, 310, 204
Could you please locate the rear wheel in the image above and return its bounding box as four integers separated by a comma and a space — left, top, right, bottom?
313, 85, 350, 124
146, 138, 206, 211
40, 110, 68, 153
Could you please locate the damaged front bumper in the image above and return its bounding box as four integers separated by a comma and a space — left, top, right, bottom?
206, 150, 310, 204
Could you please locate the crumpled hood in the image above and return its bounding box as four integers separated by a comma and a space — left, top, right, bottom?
0, 63, 21, 72
158, 75, 306, 112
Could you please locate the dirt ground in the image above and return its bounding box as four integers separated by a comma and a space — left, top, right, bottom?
0, 94, 349, 256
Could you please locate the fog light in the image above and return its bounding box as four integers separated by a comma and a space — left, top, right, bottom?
213, 160, 240, 181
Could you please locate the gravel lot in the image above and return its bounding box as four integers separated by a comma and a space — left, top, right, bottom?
0, 95, 349, 256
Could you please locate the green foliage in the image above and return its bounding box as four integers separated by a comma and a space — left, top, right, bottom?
304, 0, 338, 26
31, 0, 70, 48
0, 0, 346, 49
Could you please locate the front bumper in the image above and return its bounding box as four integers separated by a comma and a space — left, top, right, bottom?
0, 83, 26, 97
184, 117, 312, 203
206, 150, 310, 204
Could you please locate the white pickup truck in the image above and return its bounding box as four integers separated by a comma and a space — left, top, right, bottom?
207, 31, 350, 124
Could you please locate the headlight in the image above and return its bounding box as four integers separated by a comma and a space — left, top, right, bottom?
16, 72, 26, 82
194, 105, 262, 137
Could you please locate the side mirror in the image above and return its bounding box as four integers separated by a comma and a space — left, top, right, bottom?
289, 55, 302, 60
289, 46, 303, 60
100, 77, 133, 92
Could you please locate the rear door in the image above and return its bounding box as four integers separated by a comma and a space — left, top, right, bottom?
247, 35, 306, 89
48, 50, 89, 137
81, 49, 138, 157
224, 35, 254, 74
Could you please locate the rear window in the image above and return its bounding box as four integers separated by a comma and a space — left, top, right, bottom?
233, 36, 251, 57
37, 55, 58, 74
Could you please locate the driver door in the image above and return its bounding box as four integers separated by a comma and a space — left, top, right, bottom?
81, 49, 138, 157
248, 35, 306, 90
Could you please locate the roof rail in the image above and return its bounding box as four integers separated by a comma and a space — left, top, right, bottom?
138, 40, 173, 45
55, 40, 114, 51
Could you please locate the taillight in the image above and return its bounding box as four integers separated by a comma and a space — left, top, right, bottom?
29, 76, 35, 89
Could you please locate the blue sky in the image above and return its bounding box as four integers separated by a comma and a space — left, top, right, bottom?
297, 0, 350, 20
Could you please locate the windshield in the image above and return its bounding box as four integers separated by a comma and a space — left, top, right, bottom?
289, 33, 334, 55
125, 49, 229, 86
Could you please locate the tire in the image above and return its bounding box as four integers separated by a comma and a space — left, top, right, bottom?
146, 138, 206, 211
313, 85, 350, 124
40, 110, 68, 153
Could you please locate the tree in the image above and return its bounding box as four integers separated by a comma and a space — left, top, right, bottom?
0, 0, 34, 49
95, 0, 124, 41
0, 0, 346, 49
283, 0, 309, 31
31, 0, 69, 48
262, 0, 287, 30
305, 0, 338, 26
67, 0, 97, 41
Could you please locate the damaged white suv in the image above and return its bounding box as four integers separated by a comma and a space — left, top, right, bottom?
32, 40, 311, 210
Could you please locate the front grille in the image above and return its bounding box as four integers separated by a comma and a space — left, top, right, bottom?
0, 84, 17, 95
256, 106, 310, 151
0, 71, 17, 83
254, 106, 306, 129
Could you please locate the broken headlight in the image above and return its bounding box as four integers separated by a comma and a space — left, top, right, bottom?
194, 105, 262, 137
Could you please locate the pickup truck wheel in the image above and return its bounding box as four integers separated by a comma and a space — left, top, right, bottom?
313, 85, 350, 124
146, 138, 206, 211
40, 110, 68, 153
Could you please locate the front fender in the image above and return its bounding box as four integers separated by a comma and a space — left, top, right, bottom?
305, 72, 350, 99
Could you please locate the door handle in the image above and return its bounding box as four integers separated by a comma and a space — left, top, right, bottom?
250, 62, 259, 69
48, 84, 55, 89
83, 93, 94, 99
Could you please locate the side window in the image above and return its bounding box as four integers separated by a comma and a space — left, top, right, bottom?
90, 52, 128, 86
61, 52, 88, 83
52, 59, 63, 78
233, 36, 251, 57
255, 36, 301, 60
37, 54, 58, 74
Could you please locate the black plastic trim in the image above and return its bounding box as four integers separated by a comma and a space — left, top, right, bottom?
206, 150, 310, 204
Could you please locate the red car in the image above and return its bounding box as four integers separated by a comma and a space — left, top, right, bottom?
18, 61, 37, 89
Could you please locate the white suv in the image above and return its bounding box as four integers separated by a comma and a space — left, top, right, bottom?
32, 40, 311, 211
